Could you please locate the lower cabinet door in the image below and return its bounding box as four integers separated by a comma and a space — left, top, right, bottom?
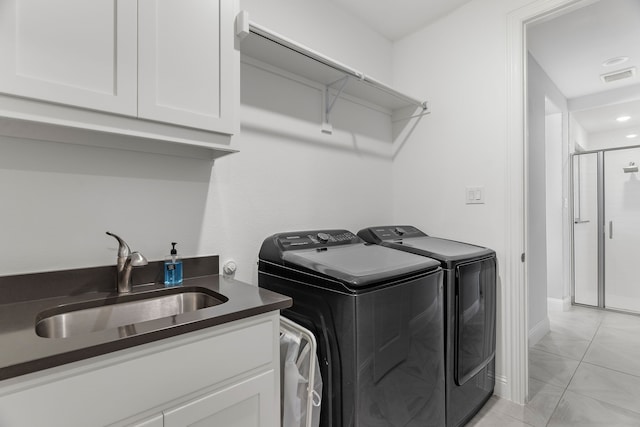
163, 370, 277, 427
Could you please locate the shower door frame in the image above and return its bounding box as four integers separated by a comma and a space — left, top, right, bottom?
571, 144, 640, 311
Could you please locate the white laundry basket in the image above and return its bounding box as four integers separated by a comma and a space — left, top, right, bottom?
279, 316, 322, 427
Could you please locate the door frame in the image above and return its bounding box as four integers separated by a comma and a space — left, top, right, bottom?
506, 0, 599, 404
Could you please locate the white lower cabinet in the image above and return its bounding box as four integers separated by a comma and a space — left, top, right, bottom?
0, 312, 280, 427
127, 370, 275, 427
163, 370, 275, 427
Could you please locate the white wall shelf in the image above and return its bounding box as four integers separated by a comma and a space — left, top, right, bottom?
237, 13, 429, 132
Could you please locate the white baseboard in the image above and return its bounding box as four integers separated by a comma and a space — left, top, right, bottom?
528, 316, 550, 347
547, 297, 571, 312
493, 374, 509, 399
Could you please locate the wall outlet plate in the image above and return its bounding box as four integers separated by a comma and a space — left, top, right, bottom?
466, 186, 485, 204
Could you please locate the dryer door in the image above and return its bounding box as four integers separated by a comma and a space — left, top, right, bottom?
454, 257, 496, 386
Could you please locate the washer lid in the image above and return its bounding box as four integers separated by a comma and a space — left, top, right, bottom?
282, 243, 440, 288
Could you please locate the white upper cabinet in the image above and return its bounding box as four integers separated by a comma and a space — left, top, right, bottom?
0, 0, 238, 158
0, 0, 137, 115
138, 0, 236, 133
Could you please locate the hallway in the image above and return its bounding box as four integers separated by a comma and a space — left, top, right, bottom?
469, 305, 640, 426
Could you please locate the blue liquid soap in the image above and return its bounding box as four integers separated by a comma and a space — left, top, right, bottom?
164, 242, 183, 287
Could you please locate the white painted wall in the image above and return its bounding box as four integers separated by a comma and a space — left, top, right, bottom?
391, 0, 511, 246
545, 111, 564, 302
390, 0, 581, 397
0, 0, 395, 283
527, 59, 550, 335
587, 129, 640, 151
391, 0, 524, 396
527, 56, 570, 339
210, 62, 396, 285
571, 116, 589, 151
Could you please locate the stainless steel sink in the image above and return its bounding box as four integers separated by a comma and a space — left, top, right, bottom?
36, 288, 227, 339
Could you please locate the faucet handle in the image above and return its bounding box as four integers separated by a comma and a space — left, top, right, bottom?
129, 251, 148, 267
106, 231, 131, 258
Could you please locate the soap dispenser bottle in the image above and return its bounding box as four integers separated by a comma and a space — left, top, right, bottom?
164, 242, 183, 287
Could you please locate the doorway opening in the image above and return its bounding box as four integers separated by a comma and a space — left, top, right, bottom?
521, 0, 640, 404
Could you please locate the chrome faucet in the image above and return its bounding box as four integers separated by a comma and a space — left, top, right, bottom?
106, 232, 148, 294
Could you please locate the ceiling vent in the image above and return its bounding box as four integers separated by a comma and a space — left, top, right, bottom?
601, 67, 636, 83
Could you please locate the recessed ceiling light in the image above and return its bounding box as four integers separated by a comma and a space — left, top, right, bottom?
603, 56, 630, 67
617, 116, 632, 122
626, 134, 638, 139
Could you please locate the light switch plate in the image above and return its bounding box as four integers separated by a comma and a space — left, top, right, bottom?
466, 186, 485, 204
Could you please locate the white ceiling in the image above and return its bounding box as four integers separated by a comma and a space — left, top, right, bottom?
527, 0, 640, 142
329, 0, 473, 41
527, 0, 640, 100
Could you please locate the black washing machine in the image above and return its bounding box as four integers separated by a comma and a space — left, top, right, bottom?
258, 229, 446, 427
358, 226, 496, 427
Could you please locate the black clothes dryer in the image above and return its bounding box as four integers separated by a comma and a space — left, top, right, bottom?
357, 226, 496, 427
258, 229, 446, 427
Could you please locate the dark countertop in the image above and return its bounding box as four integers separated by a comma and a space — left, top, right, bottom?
0, 261, 292, 381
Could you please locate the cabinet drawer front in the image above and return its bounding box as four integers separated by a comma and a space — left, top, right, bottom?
0, 0, 137, 114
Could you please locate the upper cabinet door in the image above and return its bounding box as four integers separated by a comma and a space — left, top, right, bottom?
0, 0, 137, 115
138, 0, 237, 134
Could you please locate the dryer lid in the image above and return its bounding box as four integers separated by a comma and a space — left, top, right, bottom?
401, 236, 491, 257
282, 243, 440, 288
395, 236, 495, 268
357, 226, 494, 268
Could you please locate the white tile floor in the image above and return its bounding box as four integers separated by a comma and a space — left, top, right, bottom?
468, 305, 640, 426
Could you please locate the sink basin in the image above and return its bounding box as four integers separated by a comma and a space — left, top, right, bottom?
35, 287, 228, 339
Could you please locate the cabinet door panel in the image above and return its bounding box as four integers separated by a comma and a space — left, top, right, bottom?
138, 0, 236, 133
163, 370, 277, 427
0, 0, 137, 114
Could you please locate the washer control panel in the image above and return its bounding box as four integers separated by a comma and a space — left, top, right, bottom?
358, 225, 427, 242
276, 229, 360, 250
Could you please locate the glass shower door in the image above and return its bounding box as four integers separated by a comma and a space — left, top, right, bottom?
573, 153, 599, 306
604, 147, 640, 312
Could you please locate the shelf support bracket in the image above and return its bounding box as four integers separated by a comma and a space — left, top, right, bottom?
235, 11, 250, 40
322, 75, 350, 134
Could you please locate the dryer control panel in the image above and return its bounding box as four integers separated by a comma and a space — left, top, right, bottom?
274, 229, 361, 251
358, 226, 426, 243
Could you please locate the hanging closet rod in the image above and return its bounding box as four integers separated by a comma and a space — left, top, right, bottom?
247, 21, 428, 110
